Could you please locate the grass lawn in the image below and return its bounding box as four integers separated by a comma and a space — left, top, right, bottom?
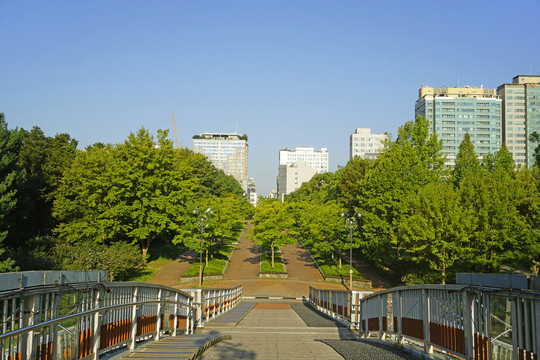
183, 243, 236, 277
311, 251, 365, 280
126, 241, 187, 282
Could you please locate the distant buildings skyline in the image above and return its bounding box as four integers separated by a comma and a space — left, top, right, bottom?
416, 75, 540, 168
192, 74, 540, 200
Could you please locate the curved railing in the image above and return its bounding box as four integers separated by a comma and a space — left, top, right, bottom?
310, 284, 540, 360
0, 271, 243, 360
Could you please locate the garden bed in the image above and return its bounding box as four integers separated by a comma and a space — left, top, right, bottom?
297, 238, 369, 288
181, 242, 237, 283
259, 246, 287, 278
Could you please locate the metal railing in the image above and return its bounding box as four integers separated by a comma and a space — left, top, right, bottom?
182, 285, 243, 327
0, 271, 243, 360
310, 284, 540, 360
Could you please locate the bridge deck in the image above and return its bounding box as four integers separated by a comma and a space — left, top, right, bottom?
114, 334, 230, 360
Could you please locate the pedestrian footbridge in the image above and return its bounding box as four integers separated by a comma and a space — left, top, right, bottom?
0, 271, 538, 360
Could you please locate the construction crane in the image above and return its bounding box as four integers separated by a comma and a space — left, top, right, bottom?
171, 113, 181, 149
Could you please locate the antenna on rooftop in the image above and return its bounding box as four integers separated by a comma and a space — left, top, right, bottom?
235, 120, 238, 134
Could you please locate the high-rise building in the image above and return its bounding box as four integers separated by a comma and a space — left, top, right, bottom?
349, 128, 389, 160
415, 86, 503, 167
277, 147, 328, 200
497, 75, 540, 168
193, 132, 248, 190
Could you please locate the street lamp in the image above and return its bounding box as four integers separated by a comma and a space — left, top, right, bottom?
193, 206, 213, 287
340, 210, 361, 290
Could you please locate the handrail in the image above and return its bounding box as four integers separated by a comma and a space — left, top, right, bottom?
0, 271, 243, 360
309, 284, 540, 360
0, 299, 192, 341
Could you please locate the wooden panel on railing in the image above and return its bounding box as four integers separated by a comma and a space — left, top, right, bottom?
429, 322, 465, 355
402, 317, 423, 340
367, 318, 379, 331
136, 315, 157, 336
170, 314, 188, 329
518, 349, 537, 360
100, 319, 132, 349
78, 329, 93, 359
474, 333, 489, 360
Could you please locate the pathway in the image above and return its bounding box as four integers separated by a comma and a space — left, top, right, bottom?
197, 301, 349, 360
149, 223, 382, 297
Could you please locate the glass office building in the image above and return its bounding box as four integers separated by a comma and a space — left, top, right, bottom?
415, 86, 502, 167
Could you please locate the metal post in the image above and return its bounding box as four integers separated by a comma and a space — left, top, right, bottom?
91, 288, 102, 360
173, 293, 178, 337
422, 288, 433, 355
129, 287, 138, 352
194, 206, 213, 288
463, 290, 474, 360
199, 225, 204, 287
396, 290, 403, 345
349, 228, 353, 290
155, 289, 162, 341
341, 211, 360, 291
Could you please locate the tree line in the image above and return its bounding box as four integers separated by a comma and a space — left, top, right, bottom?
263, 115, 540, 285
0, 114, 252, 279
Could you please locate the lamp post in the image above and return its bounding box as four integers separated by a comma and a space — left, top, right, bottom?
340, 211, 361, 290
193, 206, 213, 287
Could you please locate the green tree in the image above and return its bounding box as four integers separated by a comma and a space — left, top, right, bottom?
493, 144, 515, 174
285, 172, 338, 204
529, 131, 540, 168
182, 194, 250, 266
290, 200, 347, 266
183, 150, 244, 197
399, 183, 473, 284
113, 128, 197, 262
453, 133, 480, 187
55, 239, 144, 281
54, 145, 122, 244
0, 114, 22, 272
358, 115, 445, 281
17, 127, 78, 240
335, 157, 372, 211
55, 128, 197, 264
249, 200, 296, 267
458, 166, 527, 272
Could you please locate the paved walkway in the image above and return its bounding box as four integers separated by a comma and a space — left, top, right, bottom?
197, 301, 349, 360
149, 224, 356, 297
223, 223, 260, 279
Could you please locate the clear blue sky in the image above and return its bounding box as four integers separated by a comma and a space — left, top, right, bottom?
2, 0, 539, 195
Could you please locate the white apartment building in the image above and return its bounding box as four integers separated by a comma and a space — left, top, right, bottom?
247, 177, 258, 206
279, 147, 328, 173
193, 132, 248, 191
277, 147, 328, 200
350, 128, 389, 160
277, 161, 317, 201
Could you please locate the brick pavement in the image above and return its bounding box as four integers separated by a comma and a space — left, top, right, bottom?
150, 224, 384, 297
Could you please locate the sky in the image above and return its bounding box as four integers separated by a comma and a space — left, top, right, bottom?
2, 1, 540, 195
